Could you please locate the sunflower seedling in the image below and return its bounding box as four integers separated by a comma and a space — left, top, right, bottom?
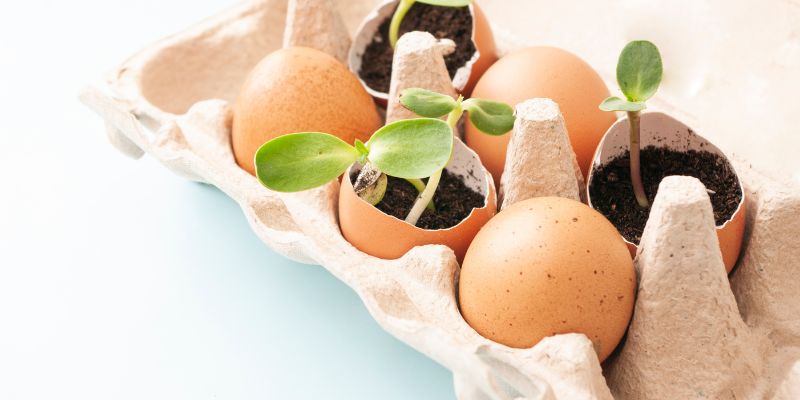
599, 40, 663, 208
254, 118, 453, 223
399, 87, 515, 225
389, 0, 471, 48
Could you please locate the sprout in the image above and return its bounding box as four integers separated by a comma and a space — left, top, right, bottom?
599, 40, 663, 208
388, 0, 472, 48
255, 118, 454, 218
399, 87, 514, 225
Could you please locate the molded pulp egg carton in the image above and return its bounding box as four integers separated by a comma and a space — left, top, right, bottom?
81, 0, 800, 398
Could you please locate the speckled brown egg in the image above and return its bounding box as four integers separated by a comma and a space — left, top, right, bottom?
458, 197, 635, 362
233, 47, 382, 175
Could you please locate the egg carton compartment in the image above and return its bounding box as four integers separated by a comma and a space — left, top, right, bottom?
81, 0, 800, 398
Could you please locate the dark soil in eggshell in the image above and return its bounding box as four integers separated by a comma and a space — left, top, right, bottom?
358, 2, 476, 94
589, 146, 743, 244
350, 169, 485, 229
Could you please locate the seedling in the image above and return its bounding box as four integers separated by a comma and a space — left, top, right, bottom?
399, 87, 514, 224
254, 118, 453, 220
389, 0, 471, 48
599, 40, 663, 208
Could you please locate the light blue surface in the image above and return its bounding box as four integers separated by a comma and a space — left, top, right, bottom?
0, 0, 457, 398
97, 174, 458, 400
2, 161, 457, 399
172, 181, 458, 400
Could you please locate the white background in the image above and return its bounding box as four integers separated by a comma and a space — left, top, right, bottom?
0, 1, 454, 399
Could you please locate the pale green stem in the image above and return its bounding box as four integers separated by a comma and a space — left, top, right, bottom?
627, 111, 649, 208
404, 170, 442, 225
389, 0, 415, 48
405, 178, 435, 211
404, 97, 464, 225
446, 100, 463, 127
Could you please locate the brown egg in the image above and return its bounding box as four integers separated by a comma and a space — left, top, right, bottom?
459, 197, 635, 362
339, 139, 496, 262
233, 47, 382, 175
465, 47, 616, 185
461, 2, 497, 96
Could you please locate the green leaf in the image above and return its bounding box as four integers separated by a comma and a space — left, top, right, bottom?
367, 118, 453, 179
462, 98, 515, 135
616, 40, 663, 102
417, 0, 471, 6
399, 88, 458, 118
255, 132, 359, 192
599, 96, 647, 112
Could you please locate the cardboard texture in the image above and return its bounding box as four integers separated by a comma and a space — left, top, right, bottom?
604, 176, 765, 399
81, 1, 800, 398
283, 0, 351, 63
385, 32, 458, 124
499, 98, 584, 209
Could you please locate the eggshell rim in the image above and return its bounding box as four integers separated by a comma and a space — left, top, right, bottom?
342, 137, 496, 232
585, 111, 746, 249
337, 137, 497, 261
347, 0, 484, 101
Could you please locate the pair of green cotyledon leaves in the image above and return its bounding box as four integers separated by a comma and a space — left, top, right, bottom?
255, 88, 515, 193
600, 40, 663, 112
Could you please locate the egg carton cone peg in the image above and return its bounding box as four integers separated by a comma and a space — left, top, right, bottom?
283, 0, 351, 63
499, 98, 584, 210
728, 163, 800, 398
385, 31, 458, 124
605, 176, 766, 400
730, 164, 800, 344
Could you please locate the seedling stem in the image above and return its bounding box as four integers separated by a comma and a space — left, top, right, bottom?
399, 88, 513, 226
627, 111, 648, 207
389, 0, 415, 48
404, 96, 464, 225
388, 0, 472, 49
599, 40, 663, 208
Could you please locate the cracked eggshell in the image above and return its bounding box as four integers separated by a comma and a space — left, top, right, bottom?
339, 138, 496, 262
232, 47, 382, 175
465, 47, 616, 186
459, 196, 635, 362
348, 0, 496, 104
586, 112, 746, 272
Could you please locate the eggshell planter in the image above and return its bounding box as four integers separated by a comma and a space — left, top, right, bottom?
341, 139, 496, 262
586, 112, 746, 272
81, 1, 800, 398
348, 0, 496, 104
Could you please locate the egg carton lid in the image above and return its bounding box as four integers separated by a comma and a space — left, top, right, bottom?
80, 0, 800, 398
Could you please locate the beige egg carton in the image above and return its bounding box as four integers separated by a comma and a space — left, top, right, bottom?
81, 0, 800, 398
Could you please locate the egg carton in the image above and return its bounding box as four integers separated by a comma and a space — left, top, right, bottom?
80, 0, 800, 398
